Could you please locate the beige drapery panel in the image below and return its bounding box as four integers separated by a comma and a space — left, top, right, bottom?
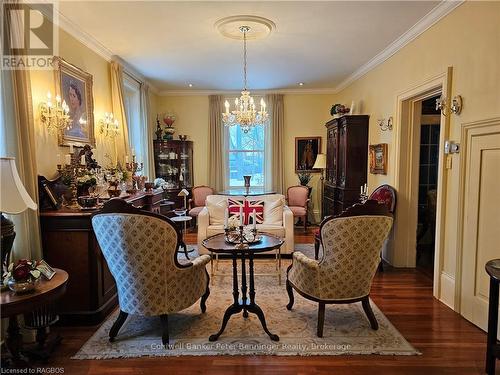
208, 95, 225, 191
0, 5, 41, 260
266, 94, 285, 194
140, 83, 155, 179
110, 61, 130, 164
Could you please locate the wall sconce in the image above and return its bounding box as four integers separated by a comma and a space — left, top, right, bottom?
436, 95, 462, 116
39, 91, 71, 132
378, 117, 393, 131
99, 112, 119, 139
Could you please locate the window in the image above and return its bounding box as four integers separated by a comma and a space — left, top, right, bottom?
227, 124, 266, 189
122, 74, 144, 173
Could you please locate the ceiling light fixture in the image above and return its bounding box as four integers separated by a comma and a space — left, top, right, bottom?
222, 26, 268, 133
298, 82, 304, 86
188, 83, 193, 87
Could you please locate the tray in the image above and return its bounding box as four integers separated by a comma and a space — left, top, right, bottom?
224, 233, 262, 244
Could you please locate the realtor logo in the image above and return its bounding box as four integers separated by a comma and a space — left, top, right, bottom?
1, 2, 58, 69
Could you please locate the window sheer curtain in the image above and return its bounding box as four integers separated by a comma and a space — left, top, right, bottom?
110, 60, 130, 163
208, 95, 226, 191
140, 83, 155, 180
0, 6, 41, 260
266, 94, 285, 194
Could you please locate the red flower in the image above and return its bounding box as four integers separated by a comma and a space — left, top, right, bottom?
13, 264, 30, 281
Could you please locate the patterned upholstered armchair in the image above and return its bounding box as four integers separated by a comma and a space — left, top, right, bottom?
314, 184, 396, 261
91, 199, 211, 346
286, 200, 393, 337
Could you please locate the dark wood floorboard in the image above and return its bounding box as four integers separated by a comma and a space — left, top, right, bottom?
33, 227, 491, 374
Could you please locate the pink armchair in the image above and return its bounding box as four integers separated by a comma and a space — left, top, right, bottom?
287, 185, 310, 231
189, 186, 214, 220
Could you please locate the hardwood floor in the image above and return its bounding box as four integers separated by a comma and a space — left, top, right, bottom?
41, 228, 488, 374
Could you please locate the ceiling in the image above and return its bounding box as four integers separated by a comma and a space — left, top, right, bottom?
58, 1, 442, 93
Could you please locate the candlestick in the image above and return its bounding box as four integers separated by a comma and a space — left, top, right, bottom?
69, 144, 74, 154
80, 155, 86, 166
65, 154, 71, 165
224, 208, 228, 228
239, 205, 243, 226
252, 209, 256, 231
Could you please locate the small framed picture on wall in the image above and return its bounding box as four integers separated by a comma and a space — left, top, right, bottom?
295, 137, 322, 172
369, 143, 388, 174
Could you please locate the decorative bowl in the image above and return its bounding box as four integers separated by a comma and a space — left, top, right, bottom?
78, 195, 98, 208
7, 278, 39, 294
107, 189, 122, 198
174, 208, 187, 216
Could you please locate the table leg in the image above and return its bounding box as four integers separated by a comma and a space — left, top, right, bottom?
486, 278, 499, 375
209, 254, 241, 342
247, 253, 279, 341
6, 316, 23, 361
241, 253, 248, 318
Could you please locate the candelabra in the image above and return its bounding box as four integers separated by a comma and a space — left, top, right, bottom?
126, 155, 143, 192
359, 183, 368, 203
224, 225, 259, 250
39, 91, 71, 133
99, 112, 119, 139
57, 152, 86, 209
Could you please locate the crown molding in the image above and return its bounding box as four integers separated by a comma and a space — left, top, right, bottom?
158, 87, 338, 96
333, 0, 464, 94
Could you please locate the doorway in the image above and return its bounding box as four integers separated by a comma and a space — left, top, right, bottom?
415, 95, 441, 278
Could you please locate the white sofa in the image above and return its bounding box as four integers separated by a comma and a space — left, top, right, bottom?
197, 194, 295, 254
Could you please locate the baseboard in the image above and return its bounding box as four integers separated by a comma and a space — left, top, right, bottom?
439, 271, 456, 310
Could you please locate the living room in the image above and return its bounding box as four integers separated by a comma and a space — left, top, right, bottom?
1, 1, 499, 374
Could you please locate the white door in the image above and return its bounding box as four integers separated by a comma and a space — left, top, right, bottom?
460, 119, 500, 337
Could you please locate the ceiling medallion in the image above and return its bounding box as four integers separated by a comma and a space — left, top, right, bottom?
215, 15, 276, 41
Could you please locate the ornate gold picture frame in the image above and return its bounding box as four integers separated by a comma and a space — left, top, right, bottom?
369, 143, 388, 174
53, 57, 95, 147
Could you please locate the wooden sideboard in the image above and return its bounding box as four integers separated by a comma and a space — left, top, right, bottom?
39, 190, 163, 325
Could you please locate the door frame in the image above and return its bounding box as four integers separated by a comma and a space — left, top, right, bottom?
392, 68, 452, 300
456, 117, 500, 316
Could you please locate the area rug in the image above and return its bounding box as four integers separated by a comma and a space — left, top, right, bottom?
73, 244, 419, 358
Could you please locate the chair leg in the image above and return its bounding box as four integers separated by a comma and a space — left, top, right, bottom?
303, 215, 307, 231
317, 302, 325, 337
362, 297, 379, 330
286, 279, 294, 310
314, 238, 320, 260
160, 314, 169, 346
109, 310, 128, 342
378, 254, 384, 272
200, 270, 210, 313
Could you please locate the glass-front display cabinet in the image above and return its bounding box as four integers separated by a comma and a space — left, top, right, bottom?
153, 140, 193, 206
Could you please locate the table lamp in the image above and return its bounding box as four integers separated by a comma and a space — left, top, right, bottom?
177, 188, 190, 210
0, 157, 38, 285
312, 153, 326, 221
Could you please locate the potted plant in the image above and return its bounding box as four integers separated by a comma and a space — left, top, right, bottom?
3, 259, 43, 294
297, 171, 313, 197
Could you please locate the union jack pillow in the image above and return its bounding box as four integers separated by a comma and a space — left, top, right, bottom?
227, 198, 264, 225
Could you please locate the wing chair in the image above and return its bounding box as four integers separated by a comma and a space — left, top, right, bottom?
189, 186, 214, 221
286, 200, 393, 337
314, 184, 396, 260
91, 199, 211, 346
287, 185, 310, 231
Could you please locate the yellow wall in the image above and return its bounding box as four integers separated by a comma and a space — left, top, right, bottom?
331, 1, 500, 307
157, 94, 334, 222
31, 28, 113, 178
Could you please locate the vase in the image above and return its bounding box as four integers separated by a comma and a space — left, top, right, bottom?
7, 278, 39, 294
243, 175, 252, 188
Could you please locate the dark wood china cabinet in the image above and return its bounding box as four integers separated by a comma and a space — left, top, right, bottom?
323, 115, 369, 217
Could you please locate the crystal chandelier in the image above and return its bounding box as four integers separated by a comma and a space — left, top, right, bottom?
222, 26, 268, 133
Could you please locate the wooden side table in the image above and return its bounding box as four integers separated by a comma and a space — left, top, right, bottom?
486, 259, 500, 375
171, 215, 193, 259
1, 269, 68, 364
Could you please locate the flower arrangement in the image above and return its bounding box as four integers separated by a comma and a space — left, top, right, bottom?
227, 215, 241, 230
154, 177, 167, 189
77, 172, 97, 188
3, 259, 43, 292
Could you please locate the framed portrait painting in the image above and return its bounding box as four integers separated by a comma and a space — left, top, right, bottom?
53, 57, 95, 147
369, 143, 388, 174
295, 137, 321, 172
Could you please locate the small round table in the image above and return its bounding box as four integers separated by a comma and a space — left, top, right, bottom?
171, 215, 193, 259
485, 259, 500, 375
202, 233, 283, 342
217, 189, 276, 196
1, 269, 68, 364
